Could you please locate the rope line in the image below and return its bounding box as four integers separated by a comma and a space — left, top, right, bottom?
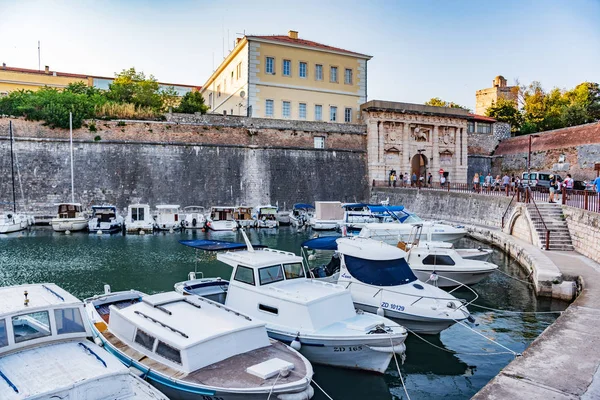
389, 334, 411, 400
453, 319, 521, 357
494, 268, 533, 285
311, 378, 334, 400
470, 303, 563, 314
266, 371, 282, 400
407, 328, 517, 356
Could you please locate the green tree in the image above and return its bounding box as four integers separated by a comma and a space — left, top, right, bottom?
174, 91, 209, 114
424, 97, 470, 111
160, 86, 180, 112
108, 68, 162, 109
485, 98, 522, 134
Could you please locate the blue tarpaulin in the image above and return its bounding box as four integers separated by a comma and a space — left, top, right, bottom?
293, 203, 315, 209
344, 255, 417, 286
179, 239, 266, 251
301, 236, 340, 250
367, 205, 405, 213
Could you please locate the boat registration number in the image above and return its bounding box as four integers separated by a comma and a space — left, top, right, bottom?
333, 346, 363, 352
381, 302, 405, 311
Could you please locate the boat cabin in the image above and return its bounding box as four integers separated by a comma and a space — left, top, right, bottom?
128, 204, 151, 222
234, 206, 253, 222
217, 249, 356, 332
91, 205, 117, 222
55, 203, 83, 219
0, 284, 90, 355
255, 206, 278, 221
156, 205, 180, 220
104, 292, 270, 373
210, 206, 235, 221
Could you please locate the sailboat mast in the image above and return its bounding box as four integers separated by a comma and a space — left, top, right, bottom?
69, 112, 75, 203
9, 121, 16, 213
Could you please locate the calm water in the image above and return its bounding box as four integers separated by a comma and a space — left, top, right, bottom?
0, 227, 568, 399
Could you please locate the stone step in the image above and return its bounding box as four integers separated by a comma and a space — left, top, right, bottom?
548, 245, 575, 251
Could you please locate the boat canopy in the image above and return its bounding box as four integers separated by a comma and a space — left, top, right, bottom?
344, 255, 417, 286
293, 203, 314, 210
301, 236, 340, 250
179, 239, 266, 251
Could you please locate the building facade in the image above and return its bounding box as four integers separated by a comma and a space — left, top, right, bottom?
201, 31, 371, 123
475, 75, 518, 116
362, 101, 469, 184
0, 64, 199, 97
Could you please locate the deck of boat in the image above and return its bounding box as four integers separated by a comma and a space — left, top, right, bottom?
101, 329, 307, 389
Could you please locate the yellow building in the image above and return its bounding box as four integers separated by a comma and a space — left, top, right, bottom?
0, 63, 200, 97
201, 30, 372, 123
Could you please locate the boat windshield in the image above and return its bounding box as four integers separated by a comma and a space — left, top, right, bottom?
344, 255, 417, 286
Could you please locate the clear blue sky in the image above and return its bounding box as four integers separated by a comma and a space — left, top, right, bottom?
1, 0, 598, 110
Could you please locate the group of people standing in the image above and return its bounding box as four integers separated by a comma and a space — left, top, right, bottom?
389, 171, 435, 187
472, 172, 520, 193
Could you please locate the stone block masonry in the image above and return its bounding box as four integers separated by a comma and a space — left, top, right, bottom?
563, 206, 600, 264
0, 118, 369, 213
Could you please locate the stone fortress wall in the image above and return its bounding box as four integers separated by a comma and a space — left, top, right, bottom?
0, 116, 369, 213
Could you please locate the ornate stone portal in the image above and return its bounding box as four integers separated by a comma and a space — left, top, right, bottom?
361, 100, 469, 184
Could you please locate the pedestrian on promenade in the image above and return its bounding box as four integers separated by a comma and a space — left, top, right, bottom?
564, 174, 574, 200
440, 174, 446, 188
593, 175, 600, 199
548, 174, 557, 203
404, 173, 410, 187
484, 172, 493, 192
473, 173, 479, 192
494, 175, 502, 191
411, 172, 417, 187
388, 170, 393, 187
419, 174, 424, 187
511, 174, 516, 194
392, 172, 397, 187
502, 173, 510, 194
428, 173, 433, 187
479, 172, 485, 193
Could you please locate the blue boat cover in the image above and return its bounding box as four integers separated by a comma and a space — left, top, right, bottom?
367, 205, 405, 213
344, 255, 417, 286
301, 236, 340, 250
179, 239, 266, 251
293, 203, 315, 209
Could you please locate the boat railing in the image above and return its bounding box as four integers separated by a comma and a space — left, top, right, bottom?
0, 368, 18, 393
186, 294, 252, 321
134, 311, 189, 339
42, 284, 65, 302
78, 342, 107, 368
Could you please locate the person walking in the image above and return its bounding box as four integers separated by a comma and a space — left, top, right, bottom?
484, 172, 493, 192
427, 173, 433, 187
404, 173, 410, 187
411, 172, 417, 187
479, 172, 485, 193
392, 172, 397, 187
593, 175, 600, 211
564, 174, 574, 200
440, 174, 446, 188
472, 173, 479, 192
548, 174, 557, 203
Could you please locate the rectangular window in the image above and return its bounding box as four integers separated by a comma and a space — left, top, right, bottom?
265, 99, 274, 117
217, 85, 221, 97
282, 101, 291, 118
467, 121, 475, 133
330, 106, 337, 122
259, 265, 284, 285
134, 329, 156, 350
0, 319, 8, 348
299, 62, 307, 78
237, 62, 242, 79
234, 265, 255, 286
299, 103, 307, 119
230, 71, 233, 85
330, 66, 338, 83
258, 304, 279, 315
266, 57, 275, 74
344, 68, 353, 84
476, 122, 492, 134
315, 64, 323, 81
208, 93, 213, 108
283, 59, 291, 76
132, 207, 145, 221
12, 311, 51, 343
315, 105, 323, 121
54, 308, 86, 335
283, 263, 305, 280
156, 341, 182, 364
344, 107, 352, 123
314, 136, 325, 149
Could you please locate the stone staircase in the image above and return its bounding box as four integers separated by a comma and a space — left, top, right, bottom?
526, 202, 574, 251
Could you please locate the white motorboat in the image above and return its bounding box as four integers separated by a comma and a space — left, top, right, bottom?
85, 288, 314, 400
234, 206, 255, 228
182, 206, 207, 230
207, 206, 237, 231
175, 232, 408, 374
415, 240, 493, 261
302, 236, 474, 335
0, 213, 29, 234
88, 205, 124, 234
309, 201, 343, 231
0, 283, 168, 400
359, 220, 467, 244
126, 204, 155, 234
276, 210, 291, 226
51, 203, 88, 232
290, 203, 314, 228
254, 205, 279, 228
155, 204, 181, 231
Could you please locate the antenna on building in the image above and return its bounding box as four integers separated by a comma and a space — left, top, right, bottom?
222, 17, 225, 59
37, 40, 40, 71
227, 29, 230, 52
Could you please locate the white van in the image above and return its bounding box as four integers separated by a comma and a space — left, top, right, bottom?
521, 171, 562, 188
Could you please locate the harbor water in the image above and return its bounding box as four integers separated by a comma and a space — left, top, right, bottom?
0, 227, 568, 399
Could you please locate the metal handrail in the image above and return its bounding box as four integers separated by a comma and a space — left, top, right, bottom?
0, 369, 18, 393
526, 187, 550, 250
501, 189, 519, 229
78, 342, 107, 368
42, 284, 65, 301
134, 311, 189, 338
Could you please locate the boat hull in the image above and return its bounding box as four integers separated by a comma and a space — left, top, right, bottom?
125, 223, 154, 234
51, 218, 88, 232
412, 268, 496, 287
456, 248, 493, 261
310, 221, 339, 231
88, 222, 123, 234
208, 220, 237, 231
0, 221, 26, 233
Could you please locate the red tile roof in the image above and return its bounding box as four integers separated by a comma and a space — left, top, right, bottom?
247, 35, 372, 59
468, 113, 496, 122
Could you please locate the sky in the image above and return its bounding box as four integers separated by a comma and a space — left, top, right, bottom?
0, 0, 599, 110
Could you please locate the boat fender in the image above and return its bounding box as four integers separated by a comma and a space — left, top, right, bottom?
188, 272, 196, 280
368, 343, 407, 355
104, 284, 111, 294
376, 306, 385, 317
291, 335, 302, 351
65, 230, 71, 235
277, 385, 314, 400
140, 229, 146, 235
97, 230, 102, 235
94, 336, 103, 347
308, 254, 316, 261
429, 272, 439, 283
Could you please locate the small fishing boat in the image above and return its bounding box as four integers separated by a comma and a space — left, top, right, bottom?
276, 210, 291, 226
302, 236, 475, 334
51, 203, 88, 232
309, 201, 343, 231
290, 203, 314, 228
0, 283, 167, 400
254, 205, 278, 228
126, 204, 155, 234
85, 287, 314, 400
174, 232, 408, 374
88, 205, 124, 234
234, 206, 255, 228
182, 206, 207, 230
0, 213, 29, 234
414, 240, 493, 261
207, 206, 237, 231
155, 205, 181, 231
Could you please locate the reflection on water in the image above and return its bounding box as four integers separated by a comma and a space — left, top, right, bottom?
0, 228, 568, 399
